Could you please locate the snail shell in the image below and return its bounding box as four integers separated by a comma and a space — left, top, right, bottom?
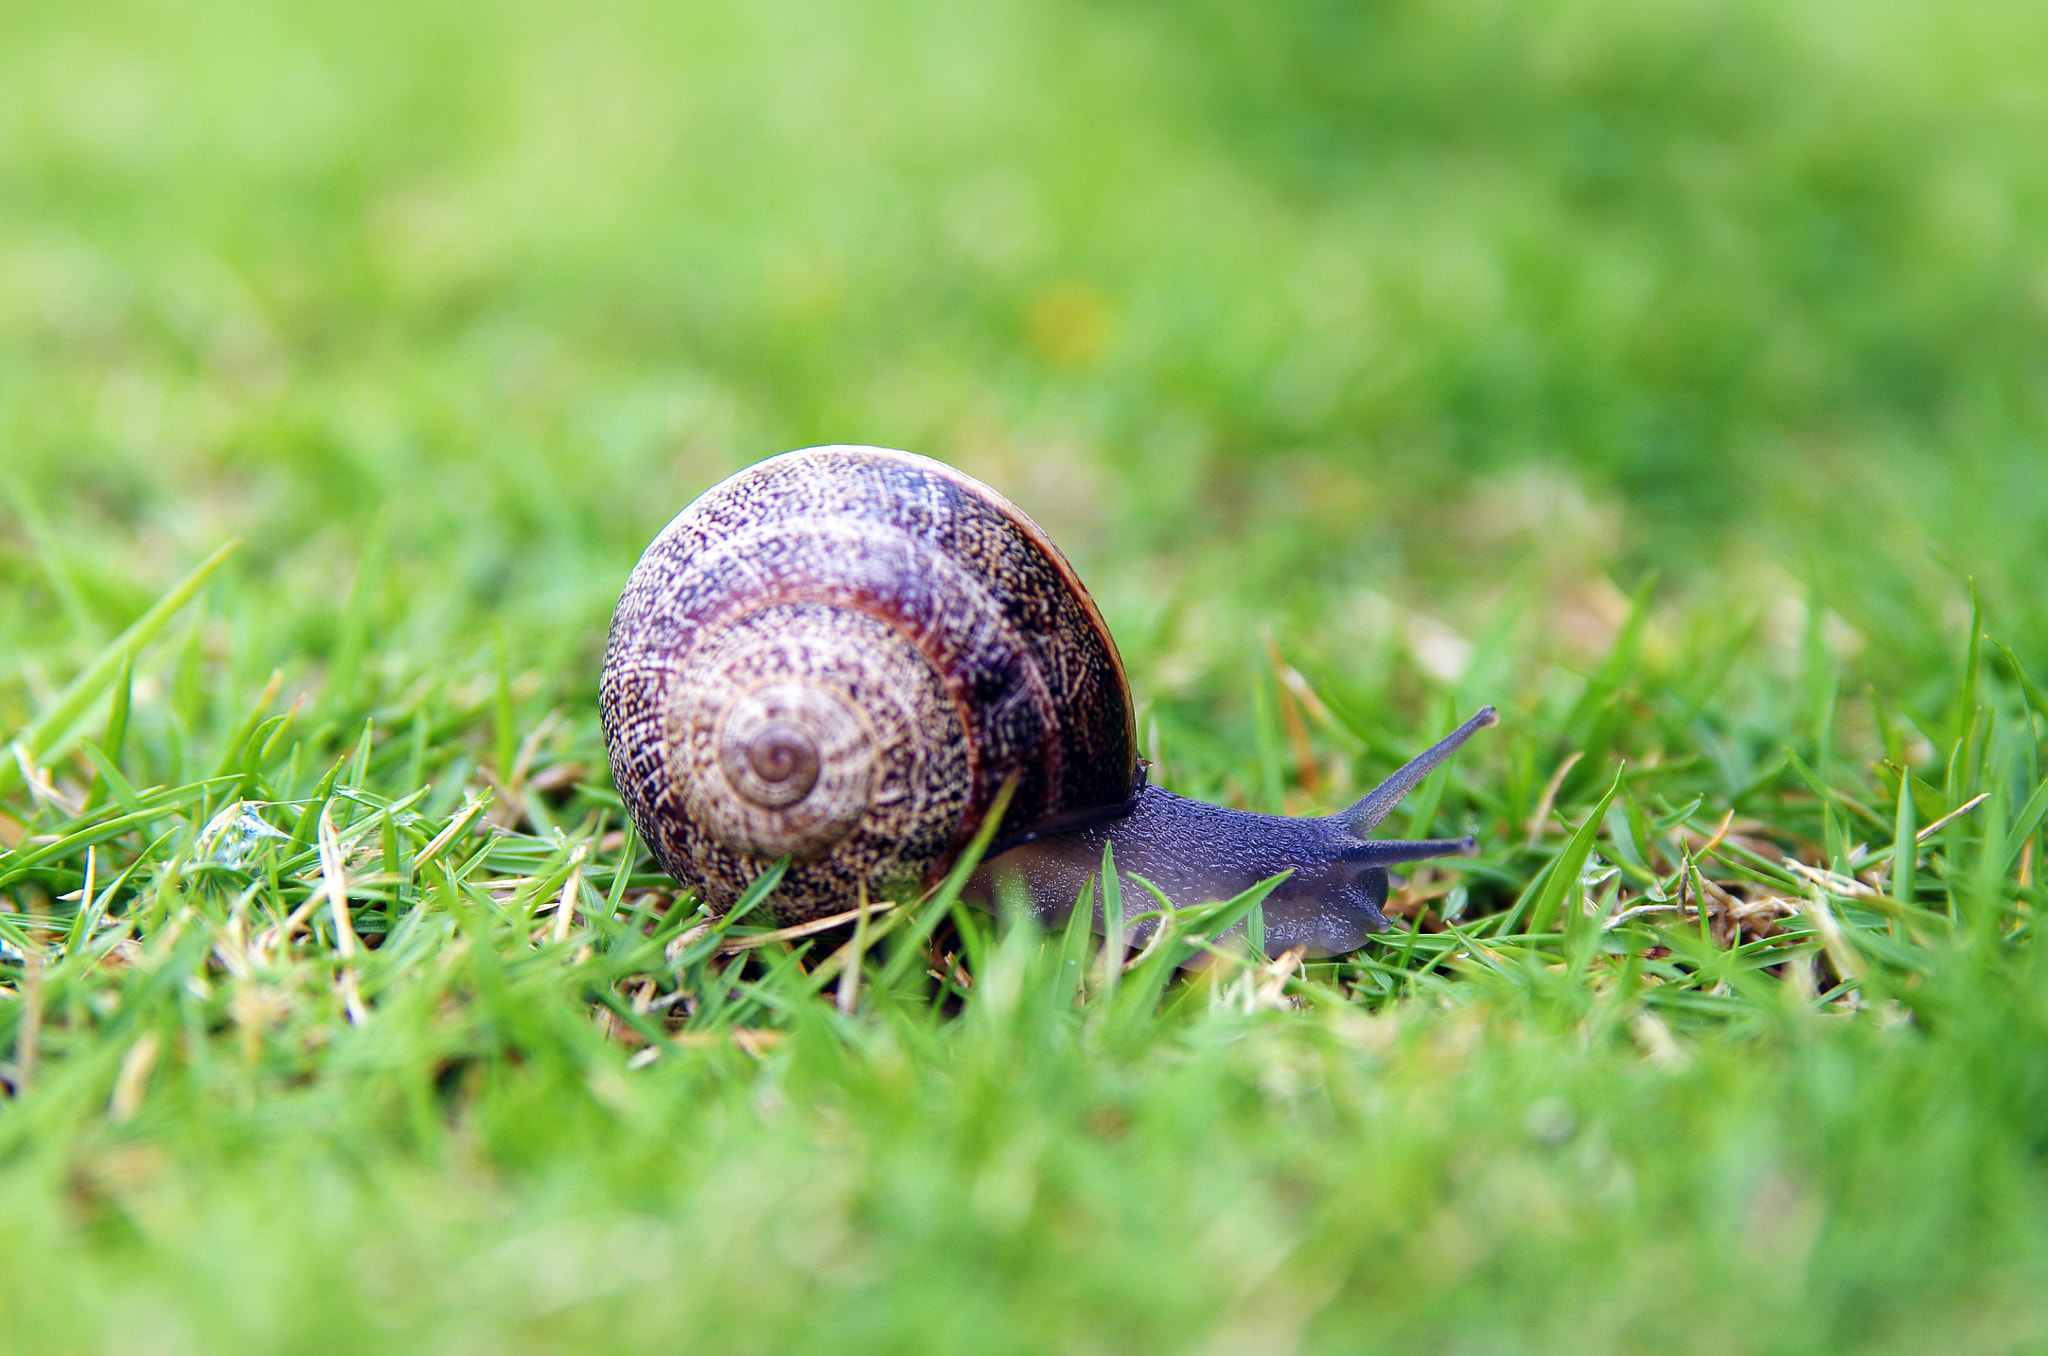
600, 445, 1136, 921
601, 445, 1495, 956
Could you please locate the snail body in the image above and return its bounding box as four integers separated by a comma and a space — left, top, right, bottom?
600, 445, 1493, 958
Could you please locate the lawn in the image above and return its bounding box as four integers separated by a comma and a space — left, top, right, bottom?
4, 0, 2048, 1351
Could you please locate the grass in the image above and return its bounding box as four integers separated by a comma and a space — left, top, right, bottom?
4, 0, 2048, 1350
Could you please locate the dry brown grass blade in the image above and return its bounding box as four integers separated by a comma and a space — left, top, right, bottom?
1525, 751, 1583, 849
550, 842, 590, 946
1797, 890, 1865, 983
1253, 946, 1305, 1008
1263, 633, 1321, 796
108, 1031, 162, 1123
716, 899, 900, 954
317, 806, 360, 961
1915, 792, 1989, 843
318, 806, 367, 1024
668, 1029, 789, 1053
413, 794, 492, 874
1698, 808, 1736, 856
836, 884, 873, 1015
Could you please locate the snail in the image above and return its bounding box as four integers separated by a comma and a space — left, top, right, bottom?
600, 445, 1494, 958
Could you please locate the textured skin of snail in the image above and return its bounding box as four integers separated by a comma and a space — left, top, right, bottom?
971, 706, 1498, 957
600, 445, 1494, 959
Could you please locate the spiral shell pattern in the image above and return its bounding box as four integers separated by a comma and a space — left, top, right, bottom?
600, 446, 1137, 922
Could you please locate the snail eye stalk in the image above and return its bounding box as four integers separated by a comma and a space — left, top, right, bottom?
1339, 835, 1479, 867
1339, 706, 1497, 837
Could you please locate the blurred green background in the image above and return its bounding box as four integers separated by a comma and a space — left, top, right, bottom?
5, 0, 2045, 727
7, 4, 2048, 1352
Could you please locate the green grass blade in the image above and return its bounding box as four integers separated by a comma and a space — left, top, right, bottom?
874, 777, 1017, 994
1099, 840, 1123, 1001
1892, 772, 1919, 907
0, 538, 240, 797
1527, 763, 1627, 935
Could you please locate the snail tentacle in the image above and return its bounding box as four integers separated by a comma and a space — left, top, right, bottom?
1338, 705, 1498, 835
971, 708, 1495, 958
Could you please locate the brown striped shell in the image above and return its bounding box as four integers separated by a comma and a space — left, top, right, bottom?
599, 445, 1138, 922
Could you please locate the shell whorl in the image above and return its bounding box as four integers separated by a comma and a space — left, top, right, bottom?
600, 446, 1136, 922
666, 602, 969, 880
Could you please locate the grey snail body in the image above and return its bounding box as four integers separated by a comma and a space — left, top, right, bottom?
599, 445, 1494, 959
